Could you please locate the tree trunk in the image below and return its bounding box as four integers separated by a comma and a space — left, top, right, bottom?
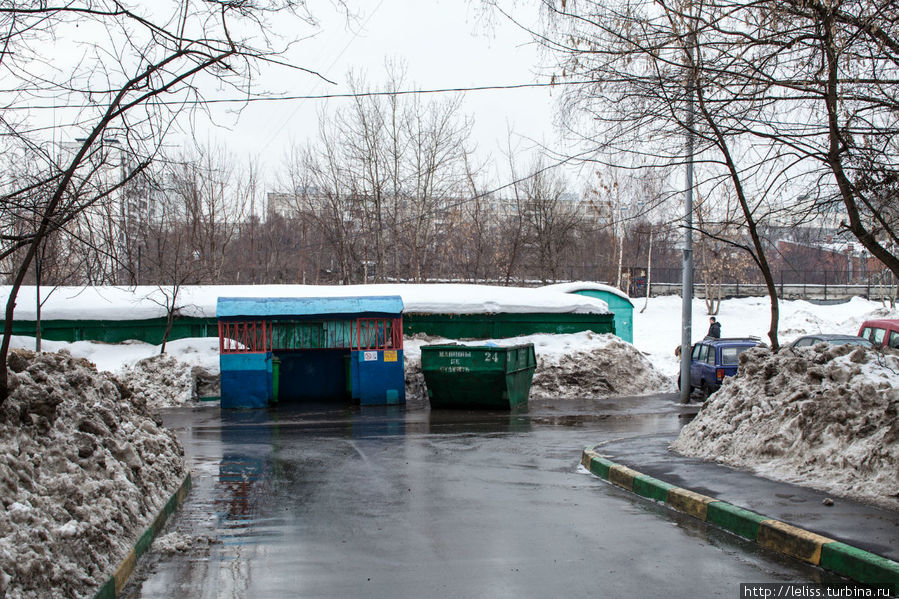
694, 65, 781, 349
817, 3, 899, 281
616, 228, 624, 289
159, 286, 180, 354
35, 253, 42, 353
641, 228, 652, 313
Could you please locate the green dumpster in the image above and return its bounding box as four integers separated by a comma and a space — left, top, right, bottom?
420, 343, 537, 410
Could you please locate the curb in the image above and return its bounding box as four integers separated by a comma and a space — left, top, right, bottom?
91, 473, 192, 599
581, 447, 899, 594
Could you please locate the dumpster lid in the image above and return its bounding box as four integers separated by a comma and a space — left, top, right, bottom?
421, 342, 535, 351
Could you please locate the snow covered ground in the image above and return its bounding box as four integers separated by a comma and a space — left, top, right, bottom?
633, 295, 897, 377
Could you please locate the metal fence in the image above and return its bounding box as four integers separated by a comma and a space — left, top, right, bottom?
643, 268, 896, 301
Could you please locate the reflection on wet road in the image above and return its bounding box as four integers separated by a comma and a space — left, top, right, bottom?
125, 396, 823, 598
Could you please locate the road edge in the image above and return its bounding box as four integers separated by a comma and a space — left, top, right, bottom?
581, 447, 899, 594
90, 472, 192, 599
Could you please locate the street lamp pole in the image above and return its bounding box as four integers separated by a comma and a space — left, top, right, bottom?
680, 29, 696, 404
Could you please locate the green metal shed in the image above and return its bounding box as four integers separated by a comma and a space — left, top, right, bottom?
541, 282, 635, 343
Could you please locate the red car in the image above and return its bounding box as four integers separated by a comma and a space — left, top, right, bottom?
858, 319, 899, 349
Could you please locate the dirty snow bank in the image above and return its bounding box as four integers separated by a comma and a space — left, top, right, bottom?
8, 336, 221, 409
0, 349, 186, 599
671, 344, 899, 509
404, 332, 674, 402
118, 354, 196, 409
117, 354, 219, 409
152, 531, 217, 555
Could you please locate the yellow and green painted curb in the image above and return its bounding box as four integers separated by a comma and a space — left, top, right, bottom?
91, 473, 192, 599
581, 447, 899, 594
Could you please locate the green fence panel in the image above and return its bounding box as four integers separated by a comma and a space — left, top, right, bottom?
404, 312, 615, 339
3, 311, 615, 345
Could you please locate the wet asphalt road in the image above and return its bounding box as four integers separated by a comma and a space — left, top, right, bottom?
123, 395, 829, 598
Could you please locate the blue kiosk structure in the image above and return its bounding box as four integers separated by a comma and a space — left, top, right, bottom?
217, 296, 405, 408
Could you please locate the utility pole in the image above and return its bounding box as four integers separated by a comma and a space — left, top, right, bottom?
680, 29, 696, 404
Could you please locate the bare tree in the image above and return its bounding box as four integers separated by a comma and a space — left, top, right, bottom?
141, 214, 203, 354
452, 155, 494, 281
0, 1, 333, 401
167, 143, 251, 282
494, 0, 792, 346
284, 126, 364, 284
281, 67, 476, 283
589, 168, 629, 289
518, 160, 583, 283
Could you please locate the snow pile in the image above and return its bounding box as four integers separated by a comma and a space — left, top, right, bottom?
530, 334, 673, 398
777, 296, 897, 339
5, 338, 161, 374
152, 532, 217, 555
117, 354, 214, 409
7, 336, 219, 374
3, 282, 610, 320
0, 349, 186, 599
7, 336, 221, 409
671, 344, 899, 509
541, 281, 634, 305
404, 332, 673, 401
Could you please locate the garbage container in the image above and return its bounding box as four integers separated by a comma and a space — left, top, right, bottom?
271, 356, 280, 404
420, 343, 536, 410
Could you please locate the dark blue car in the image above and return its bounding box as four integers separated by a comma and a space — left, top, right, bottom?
680, 337, 761, 400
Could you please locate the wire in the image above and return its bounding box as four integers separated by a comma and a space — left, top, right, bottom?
9, 79, 594, 111
256, 0, 387, 150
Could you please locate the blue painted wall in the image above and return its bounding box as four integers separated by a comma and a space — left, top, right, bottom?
351, 349, 405, 406
220, 353, 272, 409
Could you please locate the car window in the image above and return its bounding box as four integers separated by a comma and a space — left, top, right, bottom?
860, 327, 872, 341
691, 344, 702, 360
706, 348, 716, 364
697, 344, 709, 362
871, 328, 886, 345
794, 338, 812, 347
721, 346, 751, 365
890, 331, 899, 349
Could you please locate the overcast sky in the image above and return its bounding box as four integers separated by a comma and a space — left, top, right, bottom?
186, 1, 566, 190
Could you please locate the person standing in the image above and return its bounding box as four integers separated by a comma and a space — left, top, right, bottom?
707, 316, 721, 338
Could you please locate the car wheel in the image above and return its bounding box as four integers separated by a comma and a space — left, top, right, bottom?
699, 381, 710, 401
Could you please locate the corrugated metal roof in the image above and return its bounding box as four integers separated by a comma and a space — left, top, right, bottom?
217, 296, 404, 319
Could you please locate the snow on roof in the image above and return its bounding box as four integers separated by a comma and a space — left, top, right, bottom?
541, 281, 634, 307
216, 295, 404, 319
3, 283, 610, 321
